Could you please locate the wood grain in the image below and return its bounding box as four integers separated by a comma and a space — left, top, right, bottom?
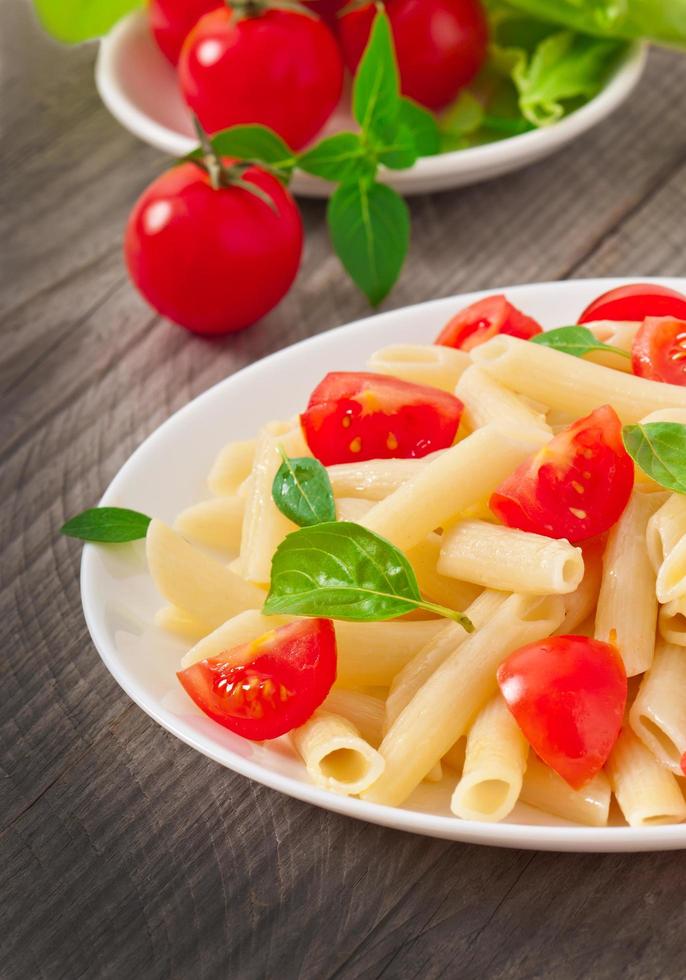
2, 2, 686, 977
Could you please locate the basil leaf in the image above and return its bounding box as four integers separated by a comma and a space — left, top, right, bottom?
298, 133, 375, 183
622, 423, 686, 495
397, 98, 440, 156
61, 507, 151, 542
272, 453, 336, 527
189, 125, 297, 178
352, 9, 401, 141
264, 521, 474, 628
531, 325, 631, 360
327, 180, 409, 307
33, 0, 142, 43
377, 126, 419, 171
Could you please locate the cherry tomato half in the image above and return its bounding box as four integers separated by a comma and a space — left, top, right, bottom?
149, 0, 221, 64
631, 317, 686, 386
497, 635, 627, 789
339, 0, 488, 110
490, 405, 634, 543
124, 161, 303, 335
179, 7, 344, 149
578, 283, 686, 324
434, 294, 542, 351
177, 619, 337, 740
300, 372, 463, 465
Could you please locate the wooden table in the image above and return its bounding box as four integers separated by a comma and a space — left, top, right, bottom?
3, 3, 686, 977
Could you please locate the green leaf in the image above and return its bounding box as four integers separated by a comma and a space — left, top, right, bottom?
397, 98, 440, 156
377, 126, 419, 170
263, 522, 474, 627
622, 423, 686, 495
352, 9, 401, 141
327, 180, 409, 306
61, 507, 151, 542
33, 0, 142, 43
531, 325, 631, 360
298, 133, 375, 183
439, 91, 486, 150
272, 452, 336, 527
199, 125, 297, 177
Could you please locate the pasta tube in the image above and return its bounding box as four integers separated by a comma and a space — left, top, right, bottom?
584, 320, 638, 372
553, 538, 604, 635
630, 642, 686, 774
362, 593, 564, 807
208, 439, 256, 495
335, 497, 374, 522
367, 344, 470, 392
658, 598, 686, 647
646, 494, 686, 574
146, 520, 264, 632
360, 424, 549, 553
180, 609, 292, 669
327, 457, 436, 501
451, 696, 529, 822
607, 728, 686, 827
407, 532, 482, 610
292, 711, 385, 796
595, 490, 664, 675
438, 520, 584, 595
323, 690, 385, 746
334, 619, 447, 688
455, 365, 551, 434
519, 755, 611, 827
174, 495, 244, 553
471, 334, 686, 423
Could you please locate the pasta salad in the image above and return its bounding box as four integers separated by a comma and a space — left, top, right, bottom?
64, 282, 686, 828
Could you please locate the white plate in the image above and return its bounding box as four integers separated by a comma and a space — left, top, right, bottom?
81, 278, 686, 852
95, 12, 647, 198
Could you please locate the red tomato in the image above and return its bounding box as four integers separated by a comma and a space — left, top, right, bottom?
149, 0, 221, 64
177, 619, 336, 740
300, 372, 463, 465
304, 0, 347, 29
124, 161, 302, 335
179, 7, 343, 149
339, 0, 488, 110
434, 294, 542, 351
578, 283, 686, 324
498, 635, 627, 788
490, 406, 634, 543
631, 317, 686, 386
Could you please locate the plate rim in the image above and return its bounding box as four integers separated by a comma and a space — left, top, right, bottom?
81, 277, 686, 851
94, 11, 647, 198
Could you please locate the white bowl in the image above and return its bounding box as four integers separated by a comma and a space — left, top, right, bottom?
81, 277, 686, 852
95, 12, 647, 198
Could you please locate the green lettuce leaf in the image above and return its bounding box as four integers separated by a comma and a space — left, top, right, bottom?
34, 0, 143, 43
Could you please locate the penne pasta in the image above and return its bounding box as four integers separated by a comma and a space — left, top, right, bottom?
334, 619, 447, 688
658, 597, 686, 647
292, 711, 385, 796
471, 334, 686, 423
335, 497, 374, 522
455, 365, 551, 434
519, 755, 611, 827
646, 493, 686, 574
239, 422, 309, 584
360, 424, 549, 553
553, 538, 604, 635
322, 689, 385, 746
367, 343, 470, 392
655, 534, 686, 605
630, 642, 686, 774
208, 439, 256, 496
583, 320, 638, 372
595, 490, 664, 676
327, 456, 437, 501
146, 519, 264, 632
451, 695, 529, 822
442, 736, 467, 775
607, 728, 686, 827
362, 593, 565, 807
407, 532, 482, 611
180, 609, 292, 669
438, 520, 584, 595
173, 495, 245, 553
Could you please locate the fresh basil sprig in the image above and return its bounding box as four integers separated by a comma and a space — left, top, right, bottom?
272, 450, 336, 527
622, 423, 686, 494
264, 521, 475, 628
61, 507, 151, 542
531, 325, 631, 360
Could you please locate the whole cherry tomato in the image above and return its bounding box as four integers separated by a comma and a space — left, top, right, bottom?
301, 371, 463, 464
149, 0, 221, 64
498, 635, 627, 789
304, 0, 347, 29
339, 0, 488, 110
179, 6, 344, 149
178, 619, 337, 740
490, 405, 634, 543
578, 283, 686, 324
631, 318, 686, 386
435, 294, 542, 351
124, 160, 303, 335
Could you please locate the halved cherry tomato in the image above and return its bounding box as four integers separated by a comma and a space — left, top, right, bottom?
490, 405, 634, 543
497, 635, 627, 789
578, 283, 686, 324
300, 372, 463, 465
631, 317, 686, 386
434, 295, 542, 351
177, 619, 336, 740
